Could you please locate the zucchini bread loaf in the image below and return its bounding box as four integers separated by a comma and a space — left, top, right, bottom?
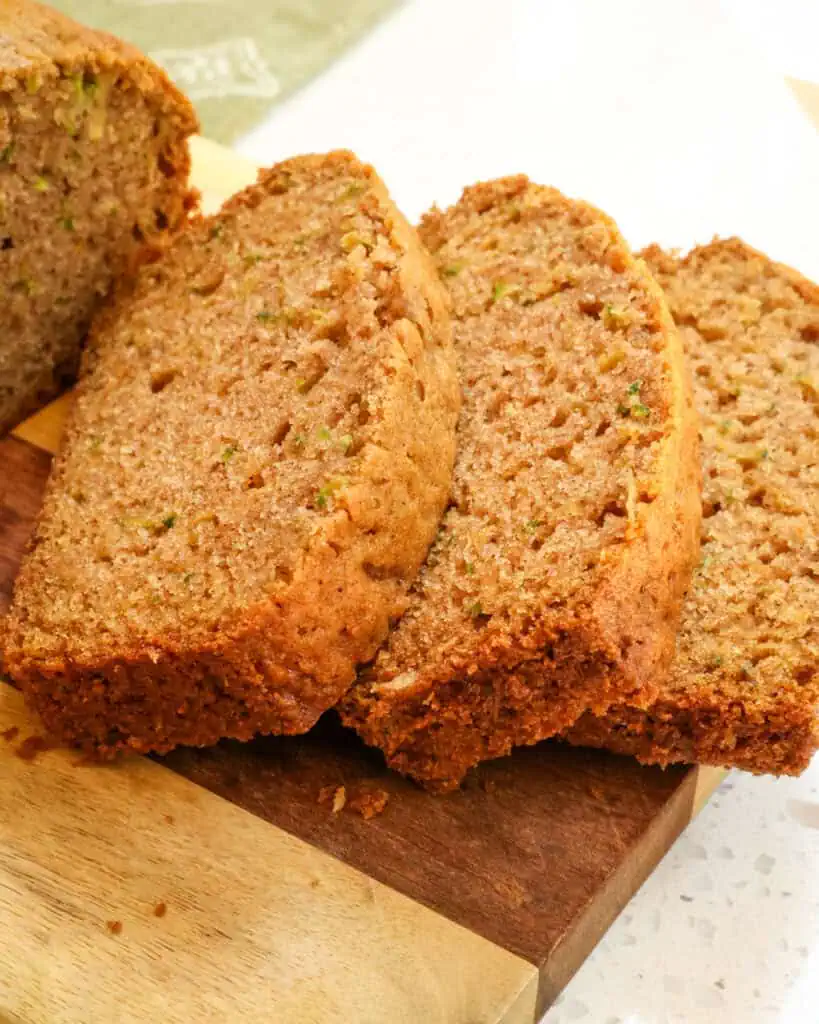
340, 176, 701, 790
0, 0, 198, 433
3, 151, 460, 757
566, 239, 819, 774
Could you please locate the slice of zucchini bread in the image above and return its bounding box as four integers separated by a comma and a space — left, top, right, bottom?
3, 151, 460, 757
566, 239, 819, 775
0, 0, 198, 433
340, 176, 701, 791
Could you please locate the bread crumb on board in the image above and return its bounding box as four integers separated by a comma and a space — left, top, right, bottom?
317, 784, 347, 812
317, 783, 390, 819
106, 920, 123, 935
348, 788, 390, 820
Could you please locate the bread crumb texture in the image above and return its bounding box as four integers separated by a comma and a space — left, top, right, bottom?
3, 151, 459, 757
341, 176, 701, 790
0, 0, 198, 433
566, 239, 819, 774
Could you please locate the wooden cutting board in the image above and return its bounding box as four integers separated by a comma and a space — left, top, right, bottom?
0, 138, 724, 1024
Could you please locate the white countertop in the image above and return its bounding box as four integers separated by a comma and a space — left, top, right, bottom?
549, 765, 819, 1024
235, 2, 819, 1020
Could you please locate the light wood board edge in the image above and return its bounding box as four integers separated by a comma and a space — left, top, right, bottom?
692, 764, 727, 815
0, 682, 538, 1024
11, 391, 70, 452
786, 77, 819, 133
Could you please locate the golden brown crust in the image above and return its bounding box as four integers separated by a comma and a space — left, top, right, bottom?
340, 177, 701, 790
0, 0, 195, 117
3, 151, 460, 756
566, 238, 819, 775
563, 697, 817, 777
0, 0, 198, 432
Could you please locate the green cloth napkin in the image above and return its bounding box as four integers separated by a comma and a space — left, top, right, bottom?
49, 0, 398, 144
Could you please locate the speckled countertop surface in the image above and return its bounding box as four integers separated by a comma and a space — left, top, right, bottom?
232, 0, 819, 1019
546, 762, 819, 1023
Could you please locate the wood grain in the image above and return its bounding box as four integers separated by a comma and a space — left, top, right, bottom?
0, 682, 538, 1024
162, 724, 710, 1016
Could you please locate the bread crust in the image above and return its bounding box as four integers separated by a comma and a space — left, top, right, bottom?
3, 151, 460, 756
0, 0, 195, 112
566, 239, 819, 775
0, 0, 198, 432
341, 177, 701, 791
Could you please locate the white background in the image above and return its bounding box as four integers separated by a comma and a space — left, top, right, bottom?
236, 2, 819, 1020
